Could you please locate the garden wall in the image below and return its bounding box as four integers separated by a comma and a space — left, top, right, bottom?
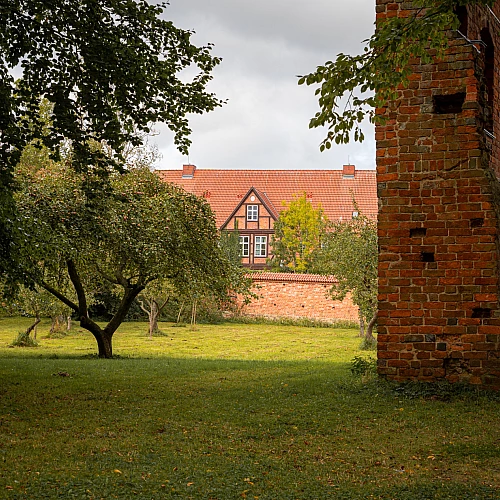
239, 273, 359, 323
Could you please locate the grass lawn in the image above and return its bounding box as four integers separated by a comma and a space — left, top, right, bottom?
0, 317, 499, 499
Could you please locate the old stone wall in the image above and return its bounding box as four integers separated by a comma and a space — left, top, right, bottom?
376, 1, 500, 387
239, 273, 359, 323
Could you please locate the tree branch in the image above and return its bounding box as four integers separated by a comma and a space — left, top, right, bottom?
66, 259, 88, 317
104, 284, 145, 336
38, 280, 78, 312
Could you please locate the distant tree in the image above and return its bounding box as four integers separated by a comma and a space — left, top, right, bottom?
0, 0, 222, 274
15, 286, 74, 337
138, 280, 174, 339
314, 211, 378, 339
15, 161, 233, 358
270, 193, 327, 273
299, 0, 493, 148
13, 286, 47, 339
220, 225, 242, 268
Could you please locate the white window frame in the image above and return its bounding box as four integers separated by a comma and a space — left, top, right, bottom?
254, 236, 267, 257
239, 235, 250, 257
247, 204, 259, 221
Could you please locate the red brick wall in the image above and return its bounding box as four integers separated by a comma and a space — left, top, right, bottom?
239, 273, 359, 323
376, 1, 500, 387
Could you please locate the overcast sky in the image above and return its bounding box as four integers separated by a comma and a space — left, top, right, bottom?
156, 0, 376, 171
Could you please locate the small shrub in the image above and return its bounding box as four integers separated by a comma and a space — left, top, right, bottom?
350, 355, 377, 377
10, 331, 39, 347
359, 335, 377, 350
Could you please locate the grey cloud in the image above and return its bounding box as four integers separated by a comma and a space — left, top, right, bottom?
156, 0, 376, 172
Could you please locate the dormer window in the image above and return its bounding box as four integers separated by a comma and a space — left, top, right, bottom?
247, 205, 258, 221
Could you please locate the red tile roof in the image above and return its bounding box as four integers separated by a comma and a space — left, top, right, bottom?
248, 273, 338, 284
156, 166, 377, 227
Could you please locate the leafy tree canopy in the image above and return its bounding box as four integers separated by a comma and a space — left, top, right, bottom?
270, 192, 327, 273
14, 153, 233, 357
313, 211, 378, 339
0, 0, 222, 271
1, 0, 222, 168
299, 0, 495, 149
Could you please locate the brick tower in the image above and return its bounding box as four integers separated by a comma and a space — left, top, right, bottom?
376, 1, 500, 387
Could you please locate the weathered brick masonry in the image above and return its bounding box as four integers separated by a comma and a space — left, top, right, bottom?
239, 273, 359, 323
376, 1, 500, 386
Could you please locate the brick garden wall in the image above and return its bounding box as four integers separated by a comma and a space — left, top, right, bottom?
239, 273, 359, 323
376, 1, 500, 387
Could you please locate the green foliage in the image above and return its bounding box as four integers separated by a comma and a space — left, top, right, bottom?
14, 153, 234, 357
359, 335, 377, 351
270, 192, 328, 272
10, 331, 39, 347
15, 285, 74, 324
314, 208, 378, 337
299, 0, 495, 148
89, 290, 145, 322
219, 228, 242, 268
350, 355, 377, 377
0, 0, 222, 167
0, 1, 222, 275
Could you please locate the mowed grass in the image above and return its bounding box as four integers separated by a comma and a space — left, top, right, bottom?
0, 318, 499, 499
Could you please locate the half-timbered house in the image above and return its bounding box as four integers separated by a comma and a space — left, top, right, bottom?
157, 164, 377, 269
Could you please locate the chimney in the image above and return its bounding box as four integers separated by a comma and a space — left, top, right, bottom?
342, 164, 355, 178
182, 164, 196, 178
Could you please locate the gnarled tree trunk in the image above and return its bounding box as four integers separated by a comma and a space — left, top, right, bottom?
365, 311, 378, 340
95, 331, 114, 358
40, 259, 146, 358
26, 316, 41, 339
358, 313, 365, 338
79, 316, 113, 357
67, 259, 144, 358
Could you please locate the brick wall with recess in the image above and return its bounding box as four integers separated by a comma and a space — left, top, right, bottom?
376, 1, 500, 387
238, 273, 359, 322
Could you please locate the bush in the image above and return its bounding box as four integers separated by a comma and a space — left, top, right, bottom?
359, 335, 377, 350
10, 331, 39, 347
350, 355, 377, 377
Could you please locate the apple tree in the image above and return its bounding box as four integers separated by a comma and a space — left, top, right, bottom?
15, 162, 233, 358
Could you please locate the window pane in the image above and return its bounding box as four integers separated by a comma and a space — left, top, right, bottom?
247, 205, 258, 221
254, 236, 267, 257
239, 236, 249, 257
